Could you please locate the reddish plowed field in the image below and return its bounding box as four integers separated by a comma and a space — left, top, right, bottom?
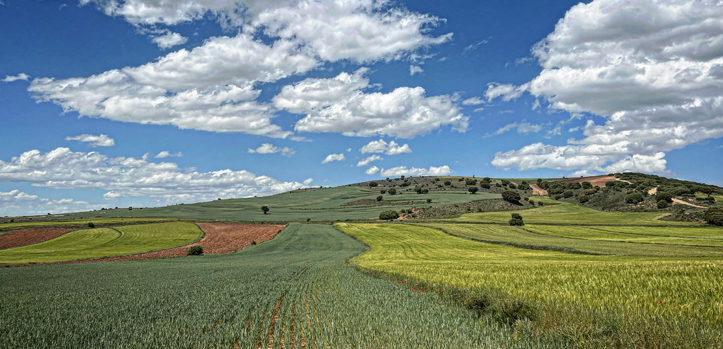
62, 223, 285, 265
560, 175, 630, 187
0, 229, 74, 250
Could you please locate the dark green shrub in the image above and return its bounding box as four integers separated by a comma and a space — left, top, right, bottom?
538, 201, 544, 206
584, 188, 597, 195
481, 183, 490, 189
261, 205, 270, 214
444, 181, 451, 186
579, 195, 589, 203
380, 189, 386, 194
704, 207, 723, 226
376, 195, 383, 202
529, 199, 535, 205
656, 192, 673, 203
581, 181, 592, 189
88, 222, 95, 228
700, 187, 713, 196
368, 181, 378, 187
625, 193, 644, 204
187, 246, 203, 256
251, 240, 257, 246
466, 179, 477, 186
468, 186, 479, 194
388, 188, 397, 195
379, 210, 399, 220
568, 182, 582, 190
426, 198, 432, 203
501, 190, 521, 204
563, 190, 574, 198
605, 181, 617, 187
657, 200, 669, 209
509, 213, 524, 226
508, 183, 517, 189
554, 194, 562, 200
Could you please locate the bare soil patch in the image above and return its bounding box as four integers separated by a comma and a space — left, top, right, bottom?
0, 229, 74, 250
530, 184, 548, 196
649, 187, 658, 195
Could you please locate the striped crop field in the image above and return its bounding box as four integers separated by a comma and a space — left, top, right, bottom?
338, 222, 723, 347
448, 196, 698, 225
0, 224, 529, 348
0, 222, 203, 264
0, 217, 178, 231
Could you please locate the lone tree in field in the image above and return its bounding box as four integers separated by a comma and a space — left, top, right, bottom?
261, 205, 270, 215
501, 190, 521, 204
509, 213, 524, 226
701, 187, 713, 197
468, 186, 479, 194
379, 210, 399, 220
376, 195, 383, 201
704, 207, 723, 226
368, 181, 379, 188
388, 188, 397, 195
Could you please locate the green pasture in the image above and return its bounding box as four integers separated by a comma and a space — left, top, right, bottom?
423, 223, 723, 256
338, 223, 723, 346
449, 196, 697, 225
0, 224, 525, 348
59, 186, 498, 222
0, 222, 203, 263
526, 224, 723, 247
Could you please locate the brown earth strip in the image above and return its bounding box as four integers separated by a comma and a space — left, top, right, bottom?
266, 294, 286, 349
672, 198, 707, 209
560, 175, 631, 187
0, 229, 74, 250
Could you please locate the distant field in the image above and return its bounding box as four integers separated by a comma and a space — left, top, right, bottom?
0, 217, 177, 231
527, 224, 723, 247
449, 196, 697, 225
58, 187, 499, 222
0, 222, 203, 264
338, 222, 723, 346
424, 223, 723, 256
0, 224, 521, 348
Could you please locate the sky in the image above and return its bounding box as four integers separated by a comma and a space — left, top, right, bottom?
1, 0, 722, 216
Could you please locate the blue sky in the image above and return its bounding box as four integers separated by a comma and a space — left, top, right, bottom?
1, 0, 722, 215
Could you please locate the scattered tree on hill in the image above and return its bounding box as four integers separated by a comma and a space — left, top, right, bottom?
481, 183, 491, 189
581, 181, 592, 189
625, 193, 645, 204
517, 182, 531, 191
605, 181, 618, 187
657, 200, 669, 209
128, 207, 133, 210
379, 210, 399, 220
376, 195, 383, 202
563, 191, 574, 198
704, 207, 723, 226
388, 188, 397, 195
509, 213, 524, 226
380, 189, 386, 194
579, 195, 589, 203
187, 245, 203, 256
444, 181, 451, 186
368, 181, 379, 188
656, 192, 673, 203
261, 205, 270, 214
466, 178, 477, 186
426, 198, 432, 203
501, 190, 521, 204
529, 199, 535, 205
537, 178, 542, 184
468, 186, 479, 194
701, 187, 713, 196
569, 182, 582, 190
88, 222, 95, 228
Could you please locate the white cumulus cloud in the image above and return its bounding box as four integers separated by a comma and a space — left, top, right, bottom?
365, 166, 380, 175
151, 30, 188, 49
380, 165, 452, 177
0, 147, 312, 204
486, 0, 723, 174
321, 153, 345, 164
2, 73, 30, 82
65, 134, 116, 147
359, 139, 412, 155
409, 65, 424, 76
155, 151, 183, 158
248, 143, 295, 157
357, 155, 383, 167
0, 189, 103, 216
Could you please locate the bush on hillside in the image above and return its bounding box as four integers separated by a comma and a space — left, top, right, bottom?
581, 181, 592, 189
380, 189, 386, 194
529, 199, 535, 205
509, 213, 524, 226
444, 180, 452, 186
657, 200, 669, 209
88, 222, 95, 228
563, 191, 574, 198
704, 207, 723, 226
379, 210, 399, 220
501, 190, 521, 204
261, 205, 270, 214
376, 195, 383, 202
426, 198, 432, 203
481, 183, 491, 189
468, 186, 479, 194
579, 195, 589, 203
187, 246, 203, 256
656, 192, 673, 203
625, 193, 645, 204
388, 188, 397, 195
368, 181, 378, 188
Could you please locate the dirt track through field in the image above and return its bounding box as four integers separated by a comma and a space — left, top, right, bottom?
560, 175, 631, 187
672, 198, 707, 209
0, 229, 74, 250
